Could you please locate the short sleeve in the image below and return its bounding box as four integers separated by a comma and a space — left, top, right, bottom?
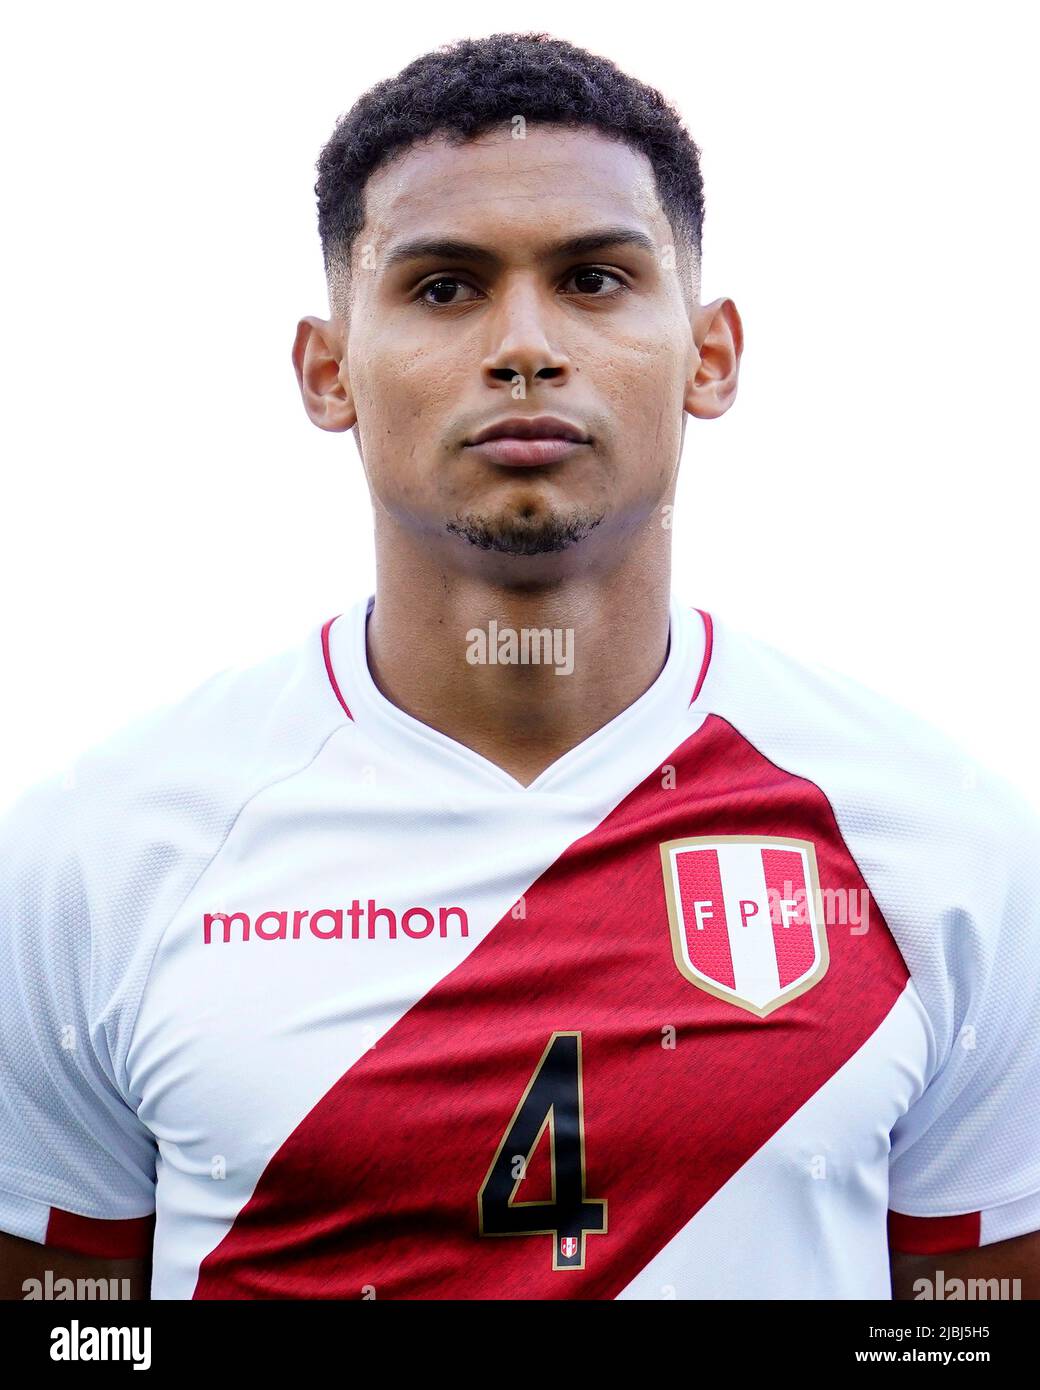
887, 785, 1040, 1253
0, 773, 156, 1256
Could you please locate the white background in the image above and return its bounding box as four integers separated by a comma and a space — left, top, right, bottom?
1, 1, 1037, 810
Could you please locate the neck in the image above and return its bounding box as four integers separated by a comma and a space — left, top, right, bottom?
366, 525, 672, 787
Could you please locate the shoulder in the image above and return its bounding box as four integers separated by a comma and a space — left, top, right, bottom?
5, 615, 348, 852
75, 616, 347, 803
699, 610, 1040, 1054
702, 610, 977, 771
0, 617, 350, 1044
700, 607, 1031, 845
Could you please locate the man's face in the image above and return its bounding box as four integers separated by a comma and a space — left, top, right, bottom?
314, 126, 731, 576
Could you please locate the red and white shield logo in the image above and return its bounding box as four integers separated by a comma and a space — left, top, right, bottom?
660, 835, 829, 1017
560, 1237, 578, 1259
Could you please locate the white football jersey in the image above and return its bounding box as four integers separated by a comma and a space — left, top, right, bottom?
1, 593, 1038, 1299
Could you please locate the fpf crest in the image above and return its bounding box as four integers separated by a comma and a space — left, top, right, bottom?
659, 835, 829, 1017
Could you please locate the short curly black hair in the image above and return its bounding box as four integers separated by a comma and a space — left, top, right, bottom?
315, 32, 705, 304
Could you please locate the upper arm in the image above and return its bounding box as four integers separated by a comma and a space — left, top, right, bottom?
0, 776, 157, 1274
886, 782, 1040, 1275
891, 1227, 1040, 1300
0, 1230, 150, 1302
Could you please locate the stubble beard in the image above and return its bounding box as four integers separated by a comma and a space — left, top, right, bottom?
445, 505, 606, 556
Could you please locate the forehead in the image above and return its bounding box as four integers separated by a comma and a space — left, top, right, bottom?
359, 125, 671, 259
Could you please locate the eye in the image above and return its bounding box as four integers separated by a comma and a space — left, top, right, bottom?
418, 277, 481, 306
561, 266, 627, 297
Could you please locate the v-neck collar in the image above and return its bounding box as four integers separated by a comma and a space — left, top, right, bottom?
324, 593, 709, 795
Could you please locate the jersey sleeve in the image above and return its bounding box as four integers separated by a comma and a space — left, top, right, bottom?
0, 772, 157, 1257
887, 779, 1040, 1253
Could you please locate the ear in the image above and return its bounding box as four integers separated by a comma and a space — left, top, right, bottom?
292, 315, 357, 432
684, 298, 744, 421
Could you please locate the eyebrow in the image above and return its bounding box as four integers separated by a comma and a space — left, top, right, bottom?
380, 226, 659, 272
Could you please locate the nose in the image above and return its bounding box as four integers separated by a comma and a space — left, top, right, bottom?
480, 277, 571, 391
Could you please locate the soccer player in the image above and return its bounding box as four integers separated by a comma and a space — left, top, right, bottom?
2, 32, 1038, 1302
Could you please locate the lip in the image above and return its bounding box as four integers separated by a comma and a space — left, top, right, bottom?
464, 414, 591, 468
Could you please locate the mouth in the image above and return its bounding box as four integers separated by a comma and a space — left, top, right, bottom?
464, 415, 591, 467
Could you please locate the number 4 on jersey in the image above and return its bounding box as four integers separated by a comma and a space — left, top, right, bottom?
478, 1031, 608, 1270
